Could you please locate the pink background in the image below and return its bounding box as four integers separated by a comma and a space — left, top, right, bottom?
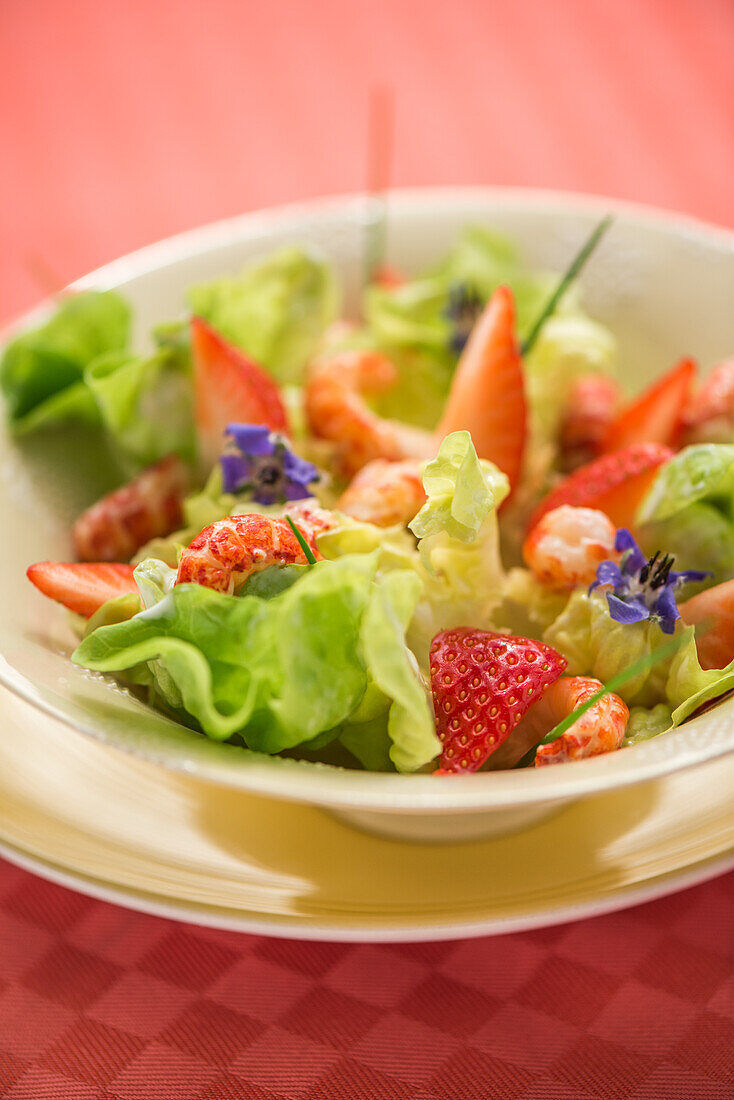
1, 1, 733, 1096
2, 0, 734, 324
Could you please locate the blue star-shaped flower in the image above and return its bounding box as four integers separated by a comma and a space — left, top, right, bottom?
220, 424, 320, 505
589, 528, 710, 635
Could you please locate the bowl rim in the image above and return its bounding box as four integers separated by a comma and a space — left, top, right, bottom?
3, 184, 734, 814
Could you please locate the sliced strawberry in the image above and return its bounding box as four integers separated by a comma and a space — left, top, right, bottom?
529, 442, 674, 532
560, 373, 622, 471
601, 358, 696, 454
27, 562, 137, 618
191, 316, 289, 470
430, 628, 567, 773
679, 579, 734, 670
682, 358, 734, 445
435, 286, 526, 491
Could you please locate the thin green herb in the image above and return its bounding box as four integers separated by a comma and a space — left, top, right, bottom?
514, 634, 684, 768
520, 215, 613, 357
286, 515, 318, 565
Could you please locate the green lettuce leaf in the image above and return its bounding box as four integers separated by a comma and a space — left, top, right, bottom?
498, 567, 572, 636
85, 346, 195, 470
1, 290, 131, 431
83, 592, 143, 637
133, 559, 177, 610
187, 247, 338, 383
623, 704, 673, 745
637, 444, 734, 524
399, 432, 509, 662
665, 628, 734, 724
73, 554, 378, 747
640, 503, 734, 584
359, 570, 439, 772
410, 430, 509, 542
543, 589, 674, 705
73, 552, 438, 769
339, 716, 395, 772
637, 445, 734, 582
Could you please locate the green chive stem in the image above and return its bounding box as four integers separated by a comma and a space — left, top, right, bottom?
286, 515, 318, 565
514, 633, 684, 768
520, 214, 614, 358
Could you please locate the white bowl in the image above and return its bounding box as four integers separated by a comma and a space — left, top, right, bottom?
3, 187, 734, 842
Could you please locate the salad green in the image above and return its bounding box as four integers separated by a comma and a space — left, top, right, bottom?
17, 223, 734, 774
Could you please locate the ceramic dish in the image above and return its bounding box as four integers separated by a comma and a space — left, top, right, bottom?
2, 188, 734, 841
1, 685, 732, 940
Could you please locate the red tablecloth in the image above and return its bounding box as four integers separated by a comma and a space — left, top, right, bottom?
1, 1, 733, 1096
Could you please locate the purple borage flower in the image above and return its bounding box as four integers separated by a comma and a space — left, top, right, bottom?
220, 424, 320, 505
589, 528, 711, 635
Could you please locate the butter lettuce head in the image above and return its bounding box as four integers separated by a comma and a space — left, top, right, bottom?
402, 432, 509, 661
1, 290, 131, 431
365, 225, 550, 352
637, 444, 734, 523
637, 445, 734, 582
543, 588, 675, 705
73, 553, 439, 772
362, 226, 551, 429
541, 587, 734, 722
187, 247, 338, 383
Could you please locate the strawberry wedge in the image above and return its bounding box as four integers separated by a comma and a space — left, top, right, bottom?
430, 628, 567, 772
529, 442, 674, 532
191, 317, 289, 470
27, 562, 138, 618
602, 358, 696, 453
436, 286, 526, 491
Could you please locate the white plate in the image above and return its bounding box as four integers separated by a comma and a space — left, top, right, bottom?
0, 686, 732, 941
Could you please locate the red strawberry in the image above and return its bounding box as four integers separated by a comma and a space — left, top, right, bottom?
73, 454, 189, 562
435, 286, 526, 492
27, 562, 138, 618
679, 579, 734, 670
560, 373, 622, 471
430, 628, 567, 772
529, 442, 673, 532
191, 316, 289, 470
601, 358, 696, 454
681, 358, 734, 445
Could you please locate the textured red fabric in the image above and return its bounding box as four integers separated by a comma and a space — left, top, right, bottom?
1, 1, 734, 1096
0, 866, 732, 1098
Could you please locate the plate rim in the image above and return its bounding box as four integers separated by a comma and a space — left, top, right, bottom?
2, 681, 733, 943
2, 835, 732, 943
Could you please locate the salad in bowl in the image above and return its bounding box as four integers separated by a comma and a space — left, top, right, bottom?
10, 207, 734, 782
